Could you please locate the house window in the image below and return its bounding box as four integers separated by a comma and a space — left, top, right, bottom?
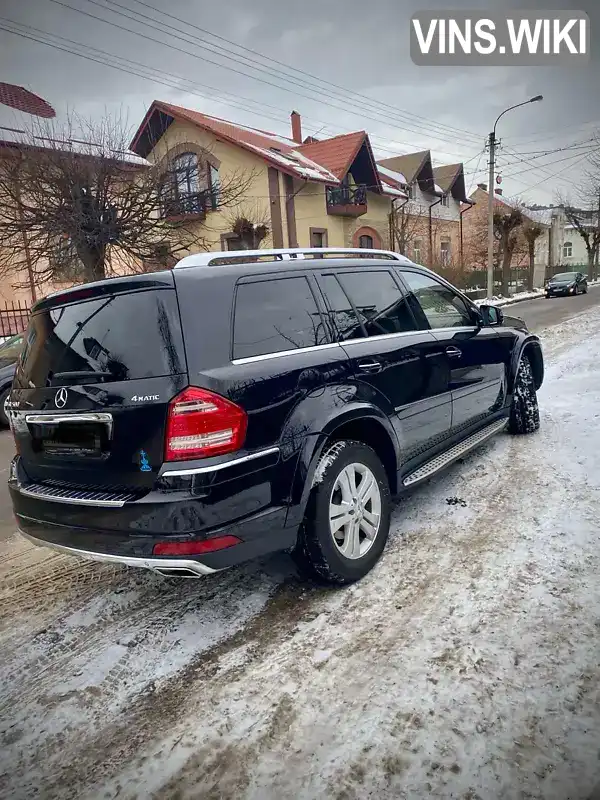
359, 234, 374, 249
440, 240, 451, 266
173, 152, 200, 197
440, 194, 450, 207
563, 241, 573, 258
310, 228, 328, 248
209, 163, 220, 209
413, 239, 422, 263
407, 183, 416, 200
162, 151, 219, 217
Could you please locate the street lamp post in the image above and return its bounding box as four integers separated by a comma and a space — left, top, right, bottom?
486, 95, 543, 299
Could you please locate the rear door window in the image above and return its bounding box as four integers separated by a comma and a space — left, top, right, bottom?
318, 275, 364, 340
233, 276, 327, 360
17, 289, 186, 388
336, 270, 416, 338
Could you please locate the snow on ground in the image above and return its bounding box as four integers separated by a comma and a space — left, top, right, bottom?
2, 309, 600, 799
474, 280, 600, 309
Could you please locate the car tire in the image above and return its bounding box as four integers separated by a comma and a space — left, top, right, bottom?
0, 387, 11, 427
293, 440, 391, 585
508, 355, 540, 435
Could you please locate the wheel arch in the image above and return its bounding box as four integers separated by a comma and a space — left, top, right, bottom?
511, 337, 544, 392
285, 406, 400, 527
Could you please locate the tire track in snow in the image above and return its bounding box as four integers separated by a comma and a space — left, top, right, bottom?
2, 307, 600, 799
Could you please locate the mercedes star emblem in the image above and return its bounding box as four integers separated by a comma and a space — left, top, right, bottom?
54, 387, 68, 409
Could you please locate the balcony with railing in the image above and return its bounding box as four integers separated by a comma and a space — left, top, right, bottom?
326, 184, 368, 217
161, 189, 217, 222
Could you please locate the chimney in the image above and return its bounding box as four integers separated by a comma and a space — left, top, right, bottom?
291, 110, 302, 144
477, 182, 487, 192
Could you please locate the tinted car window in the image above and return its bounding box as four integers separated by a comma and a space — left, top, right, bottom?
337, 270, 416, 337
0, 333, 24, 363
400, 271, 474, 330
16, 289, 186, 388
319, 275, 364, 340
233, 276, 326, 360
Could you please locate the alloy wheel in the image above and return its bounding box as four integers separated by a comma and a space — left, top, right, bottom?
328, 462, 381, 559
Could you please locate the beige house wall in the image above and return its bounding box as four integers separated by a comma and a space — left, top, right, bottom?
147, 120, 274, 252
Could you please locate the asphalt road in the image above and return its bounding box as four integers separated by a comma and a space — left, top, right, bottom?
0, 284, 598, 546
503, 284, 600, 333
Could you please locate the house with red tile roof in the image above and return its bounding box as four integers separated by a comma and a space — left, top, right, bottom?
130, 101, 407, 254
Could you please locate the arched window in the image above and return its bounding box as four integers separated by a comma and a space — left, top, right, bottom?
563, 241, 573, 258
161, 151, 220, 217
173, 152, 200, 197
359, 234, 374, 249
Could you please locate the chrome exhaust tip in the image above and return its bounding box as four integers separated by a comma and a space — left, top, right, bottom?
152, 567, 204, 578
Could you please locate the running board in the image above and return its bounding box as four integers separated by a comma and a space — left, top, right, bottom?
402, 419, 508, 488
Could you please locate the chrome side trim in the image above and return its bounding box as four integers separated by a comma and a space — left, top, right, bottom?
341, 330, 428, 346
19, 482, 134, 507
232, 343, 341, 365
162, 446, 281, 477
20, 532, 219, 576
430, 326, 479, 335
231, 328, 479, 364
403, 418, 508, 487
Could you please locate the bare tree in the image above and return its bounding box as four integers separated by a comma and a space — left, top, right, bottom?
558, 191, 600, 281
522, 222, 544, 291
224, 202, 271, 250
390, 201, 423, 256
494, 207, 524, 297
0, 113, 257, 295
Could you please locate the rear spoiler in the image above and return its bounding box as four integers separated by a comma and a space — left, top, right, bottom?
32, 273, 176, 313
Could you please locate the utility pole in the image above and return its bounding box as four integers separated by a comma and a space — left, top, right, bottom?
486, 95, 543, 299
486, 131, 496, 300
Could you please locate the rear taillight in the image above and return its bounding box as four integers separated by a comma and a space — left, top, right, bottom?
165, 387, 247, 462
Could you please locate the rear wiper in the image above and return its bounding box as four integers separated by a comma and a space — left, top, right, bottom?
49, 370, 114, 384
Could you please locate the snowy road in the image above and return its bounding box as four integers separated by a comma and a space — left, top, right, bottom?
1, 308, 600, 799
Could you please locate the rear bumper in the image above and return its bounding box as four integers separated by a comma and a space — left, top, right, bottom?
20, 531, 218, 577
14, 503, 295, 571
9, 446, 299, 572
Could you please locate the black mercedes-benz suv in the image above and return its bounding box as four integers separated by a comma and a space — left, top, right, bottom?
8, 248, 544, 585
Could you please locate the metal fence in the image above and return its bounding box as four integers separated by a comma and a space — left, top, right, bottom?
0, 300, 31, 338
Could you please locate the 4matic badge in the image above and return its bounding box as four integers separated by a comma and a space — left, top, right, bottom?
130, 394, 160, 402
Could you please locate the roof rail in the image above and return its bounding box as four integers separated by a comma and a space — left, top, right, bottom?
173, 247, 412, 269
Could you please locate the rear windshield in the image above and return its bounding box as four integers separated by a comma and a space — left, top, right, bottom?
16, 289, 186, 388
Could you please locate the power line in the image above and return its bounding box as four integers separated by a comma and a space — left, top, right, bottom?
0, 18, 483, 165
501, 148, 599, 181
502, 119, 600, 145
112, 0, 484, 144
505, 151, 595, 196
466, 149, 486, 195
493, 142, 597, 172
46, 0, 483, 151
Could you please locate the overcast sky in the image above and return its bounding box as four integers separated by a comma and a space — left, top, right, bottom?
0, 0, 598, 204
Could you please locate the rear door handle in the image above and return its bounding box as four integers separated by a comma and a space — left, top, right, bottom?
446, 346, 462, 358
358, 359, 383, 374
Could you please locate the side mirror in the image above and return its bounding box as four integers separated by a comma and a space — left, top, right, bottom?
480, 304, 504, 327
